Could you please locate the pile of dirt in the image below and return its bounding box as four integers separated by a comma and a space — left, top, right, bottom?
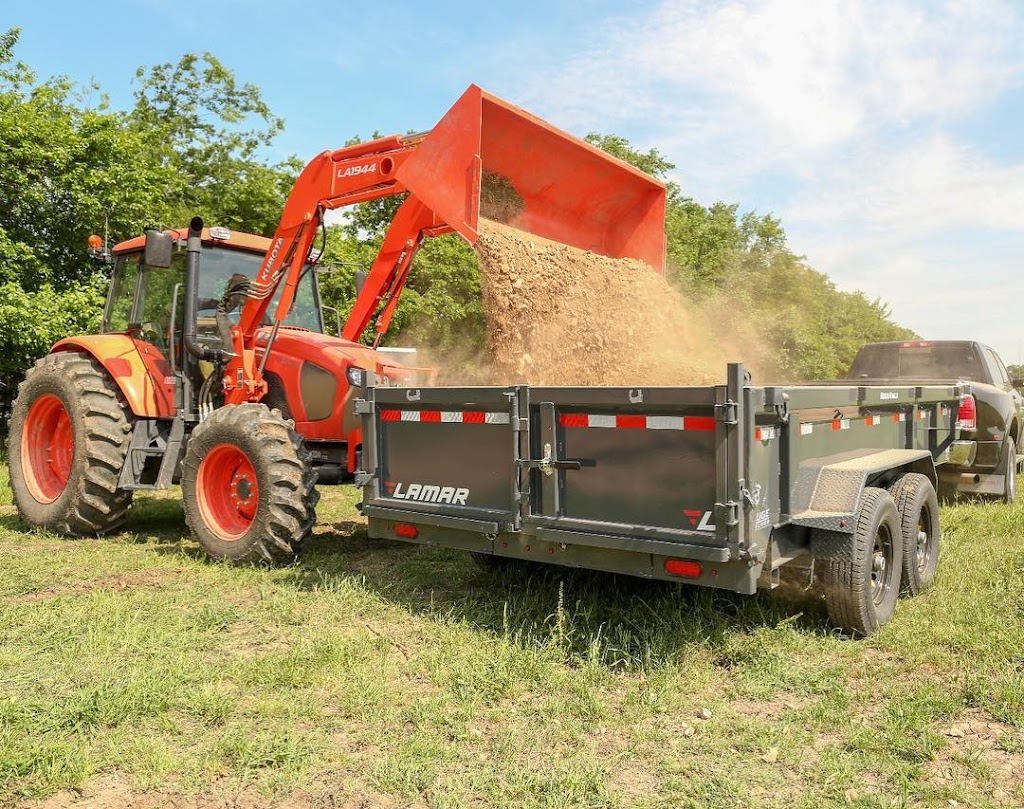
472, 218, 732, 386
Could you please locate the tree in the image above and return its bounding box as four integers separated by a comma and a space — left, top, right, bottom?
128, 51, 299, 236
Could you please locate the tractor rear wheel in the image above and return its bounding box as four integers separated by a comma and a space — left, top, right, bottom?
7, 352, 134, 534
181, 403, 318, 565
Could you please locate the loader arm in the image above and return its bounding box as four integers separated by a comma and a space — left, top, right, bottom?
224, 84, 667, 405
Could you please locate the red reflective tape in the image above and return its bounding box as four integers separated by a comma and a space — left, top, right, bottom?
891, 413, 900, 423
420, 410, 442, 422
560, 413, 588, 428
831, 420, 842, 431
381, 409, 401, 421
616, 414, 646, 429
463, 411, 486, 424
685, 416, 716, 432
754, 427, 762, 441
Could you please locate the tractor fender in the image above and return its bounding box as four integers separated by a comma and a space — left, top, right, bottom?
789, 448, 936, 533
52, 335, 176, 418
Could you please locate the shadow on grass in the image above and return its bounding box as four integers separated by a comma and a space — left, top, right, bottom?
288, 522, 833, 669
108, 494, 833, 669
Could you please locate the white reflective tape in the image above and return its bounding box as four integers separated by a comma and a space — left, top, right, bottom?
867, 416, 881, 426
400, 410, 420, 421
588, 414, 617, 428
800, 423, 813, 436
839, 419, 850, 430
441, 411, 463, 422
646, 415, 685, 430
485, 412, 511, 424
899, 413, 906, 422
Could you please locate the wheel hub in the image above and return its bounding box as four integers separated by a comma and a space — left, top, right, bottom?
22, 394, 74, 504
196, 443, 260, 541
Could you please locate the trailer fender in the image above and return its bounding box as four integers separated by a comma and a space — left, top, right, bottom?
790, 448, 935, 533
52, 335, 176, 419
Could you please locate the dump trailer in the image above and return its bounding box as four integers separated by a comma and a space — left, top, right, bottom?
356, 364, 968, 636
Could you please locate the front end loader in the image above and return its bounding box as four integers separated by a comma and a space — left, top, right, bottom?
7, 85, 666, 564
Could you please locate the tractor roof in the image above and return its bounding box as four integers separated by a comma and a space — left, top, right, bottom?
113, 228, 271, 255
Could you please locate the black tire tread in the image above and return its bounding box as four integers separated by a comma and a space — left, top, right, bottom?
7, 352, 134, 535
182, 403, 317, 565
887, 473, 940, 597
812, 487, 902, 637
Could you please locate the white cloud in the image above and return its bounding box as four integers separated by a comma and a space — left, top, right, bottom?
515, 0, 1024, 358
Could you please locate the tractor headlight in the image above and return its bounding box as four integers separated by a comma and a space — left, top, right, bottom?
345, 366, 364, 387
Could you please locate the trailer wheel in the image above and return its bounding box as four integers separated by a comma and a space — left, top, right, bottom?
812, 487, 903, 637
998, 436, 1017, 504
887, 473, 940, 597
7, 352, 134, 535
182, 403, 317, 565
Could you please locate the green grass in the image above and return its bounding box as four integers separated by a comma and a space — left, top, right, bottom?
0, 462, 1022, 807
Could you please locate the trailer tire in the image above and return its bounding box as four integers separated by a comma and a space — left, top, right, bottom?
182, 403, 317, 565
813, 487, 903, 637
998, 436, 1016, 504
887, 473, 940, 597
7, 352, 134, 535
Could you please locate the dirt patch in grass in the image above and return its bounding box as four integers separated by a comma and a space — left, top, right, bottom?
11, 569, 181, 603
20, 774, 373, 808
924, 709, 1024, 805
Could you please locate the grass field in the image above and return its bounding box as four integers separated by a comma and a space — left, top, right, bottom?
0, 465, 1022, 808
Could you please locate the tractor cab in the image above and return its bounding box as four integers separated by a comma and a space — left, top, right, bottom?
102, 227, 325, 358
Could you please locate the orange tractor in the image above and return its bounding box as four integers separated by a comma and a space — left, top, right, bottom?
7, 85, 666, 564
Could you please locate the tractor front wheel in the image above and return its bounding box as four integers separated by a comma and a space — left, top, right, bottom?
7, 352, 134, 535
182, 403, 318, 565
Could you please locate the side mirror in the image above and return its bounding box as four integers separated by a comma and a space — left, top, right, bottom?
144, 229, 173, 269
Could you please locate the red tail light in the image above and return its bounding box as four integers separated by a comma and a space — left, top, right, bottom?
664, 559, 703, 578
957, 394, 977, 431
394, 523, 419, 539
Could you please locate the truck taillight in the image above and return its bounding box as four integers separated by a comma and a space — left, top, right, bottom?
394, 523, 419, 539
956, 394, 977, 431
664, 559, 703, 578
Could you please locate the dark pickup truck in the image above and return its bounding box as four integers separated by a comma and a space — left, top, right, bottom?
847, 341, 1024, 502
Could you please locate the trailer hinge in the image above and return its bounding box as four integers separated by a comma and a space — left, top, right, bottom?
354, 471, 374, 487
715, 401, 738, 424
714, 500, 740, 529
354, 398, 373, 415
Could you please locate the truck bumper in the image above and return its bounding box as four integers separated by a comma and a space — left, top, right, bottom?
941, 440, 978, 467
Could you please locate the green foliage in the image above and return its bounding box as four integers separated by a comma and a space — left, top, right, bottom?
0, 277, 107, 419
128, 51, 299, 236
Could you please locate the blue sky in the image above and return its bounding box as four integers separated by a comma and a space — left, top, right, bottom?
11, 0, 1024, 365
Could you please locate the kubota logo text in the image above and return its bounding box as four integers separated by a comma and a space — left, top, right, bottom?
339, 163, 377, 178
391, 482, 468, 505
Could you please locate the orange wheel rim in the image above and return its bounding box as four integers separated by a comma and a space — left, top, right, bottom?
196, 443, 259, 540
22, 394, 73, 503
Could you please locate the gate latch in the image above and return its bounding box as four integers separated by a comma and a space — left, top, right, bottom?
518, 443, 595, 477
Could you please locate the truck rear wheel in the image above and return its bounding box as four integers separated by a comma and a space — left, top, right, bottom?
813, 487, 903, 637
887, 473, 940, 597
7, 352, 134, 535
999, 436, 1017, 504
181, 403, 318, 565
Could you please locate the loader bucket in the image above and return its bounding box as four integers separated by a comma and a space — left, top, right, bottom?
396, 85, 667, 272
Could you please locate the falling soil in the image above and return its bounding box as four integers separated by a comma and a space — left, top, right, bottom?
473, 218, 734, 386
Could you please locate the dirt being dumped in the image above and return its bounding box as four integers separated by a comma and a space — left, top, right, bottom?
473, 219, 733, 386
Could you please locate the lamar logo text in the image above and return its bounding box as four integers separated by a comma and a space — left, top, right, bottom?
390, 482, 468, 505
683, 509, 715, 532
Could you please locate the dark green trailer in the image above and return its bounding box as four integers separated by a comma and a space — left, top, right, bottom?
355, 364, 967, 636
